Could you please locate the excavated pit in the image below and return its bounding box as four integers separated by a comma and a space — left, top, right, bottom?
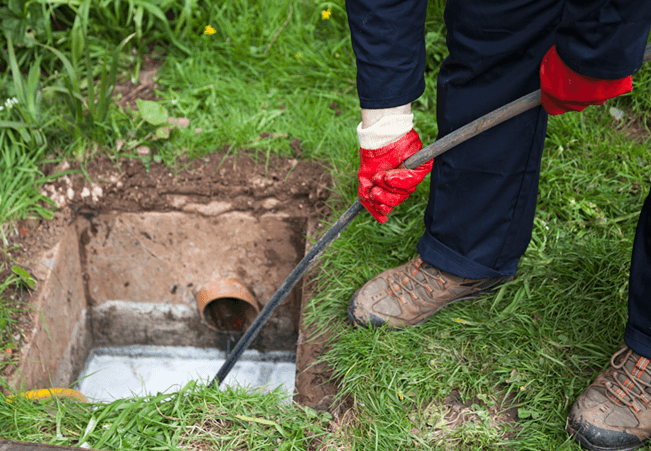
2, 151, 339, 409
11, 210, 306, 403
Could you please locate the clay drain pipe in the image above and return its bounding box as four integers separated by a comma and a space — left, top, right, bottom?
208, 44, 651, 389
196, 278, 260, 333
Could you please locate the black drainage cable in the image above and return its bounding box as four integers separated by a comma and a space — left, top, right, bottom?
207, 198, 364, 389
208, 41, 651, 390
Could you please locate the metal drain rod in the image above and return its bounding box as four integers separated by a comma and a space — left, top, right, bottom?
208, 43, 651, 390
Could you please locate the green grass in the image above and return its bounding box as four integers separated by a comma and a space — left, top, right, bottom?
1, 0, 651, 448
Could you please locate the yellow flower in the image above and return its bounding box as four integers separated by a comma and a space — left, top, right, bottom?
204, 25, 216, 35
398, 391, 403, 400
322, 8, 332, 19
295, 53, 301, 59
335, 53, 340, 58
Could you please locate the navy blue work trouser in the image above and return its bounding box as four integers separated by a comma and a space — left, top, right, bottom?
412, 1, 651, 354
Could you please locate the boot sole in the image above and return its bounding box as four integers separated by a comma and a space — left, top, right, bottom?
567, 427, 646, 451
347, 275, 513, 329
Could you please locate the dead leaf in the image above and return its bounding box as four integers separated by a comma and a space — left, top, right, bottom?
168, 117, 190, 129
136, 146, 150, 156
138, 69, 157, 86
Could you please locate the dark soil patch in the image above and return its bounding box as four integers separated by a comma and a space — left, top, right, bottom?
408, 389, 520, 447
612, 108, 651, 145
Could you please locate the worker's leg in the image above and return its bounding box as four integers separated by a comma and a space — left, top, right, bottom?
624, 188, 651, 358
417, 0, 565, 279
568, 181, 651, 451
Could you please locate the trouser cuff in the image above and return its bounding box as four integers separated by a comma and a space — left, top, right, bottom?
417, 229, 513, 280
625, 323, 651, 360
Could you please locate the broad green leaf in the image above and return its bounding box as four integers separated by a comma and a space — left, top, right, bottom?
0, 8, 17, 21
136, 100, 169, 126
155, 126, 170, 140
27, 3, 45, 35
8, 0, 24, 17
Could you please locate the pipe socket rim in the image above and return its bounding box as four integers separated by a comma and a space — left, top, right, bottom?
196, 278, 260, 331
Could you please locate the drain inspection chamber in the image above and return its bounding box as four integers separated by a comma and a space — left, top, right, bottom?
3, 153, 336, 409
11, 210, 306, 403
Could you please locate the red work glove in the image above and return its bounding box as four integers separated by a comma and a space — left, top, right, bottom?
540, 45, 632, 115
358, 129, 433, 224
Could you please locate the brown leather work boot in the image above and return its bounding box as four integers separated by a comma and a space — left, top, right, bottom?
347, 255, 513, 329
568, 345, 651, 451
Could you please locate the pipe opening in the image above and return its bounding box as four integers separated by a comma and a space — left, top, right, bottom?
204, 298, 258, 332
197, 278, 260, 333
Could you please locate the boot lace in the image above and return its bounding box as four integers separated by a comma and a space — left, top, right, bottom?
604, 346, 651, 413
386, 256, 446, 305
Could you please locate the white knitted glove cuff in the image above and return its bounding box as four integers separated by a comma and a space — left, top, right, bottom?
356, 113, 414, 150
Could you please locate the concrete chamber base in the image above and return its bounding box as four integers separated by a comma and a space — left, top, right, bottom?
76, 346, 296, 404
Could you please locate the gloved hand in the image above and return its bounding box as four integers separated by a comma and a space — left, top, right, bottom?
540, 45, 632, 115
358, 129, 433, 223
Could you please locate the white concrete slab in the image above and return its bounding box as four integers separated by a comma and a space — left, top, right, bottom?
75, 345, 296, 404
